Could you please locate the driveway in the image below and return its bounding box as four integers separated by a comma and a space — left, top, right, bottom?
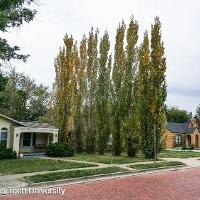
1, 167, 200, 200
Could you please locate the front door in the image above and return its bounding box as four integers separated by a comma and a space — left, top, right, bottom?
19, 133, 36, 152
186, 135, 191, 147
195, 135, 199, 148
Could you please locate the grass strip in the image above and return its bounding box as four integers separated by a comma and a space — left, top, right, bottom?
158, 150, 200, 158
129, 161, 184, 170
69, 153, 152, 164
0, 158, 97, 175
24, 167, 128, 183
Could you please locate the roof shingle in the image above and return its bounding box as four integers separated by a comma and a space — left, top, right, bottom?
20, 121, 57, 129
167, 122, 196, 134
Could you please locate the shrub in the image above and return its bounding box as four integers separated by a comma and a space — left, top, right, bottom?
190, 144, 195, 150
0, 143, 17, 159
181, 146, 187, 150
46, 142, 74, 157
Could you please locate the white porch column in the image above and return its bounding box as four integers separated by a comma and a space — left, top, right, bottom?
52, 131, 58, 143
13, 130, 21, 154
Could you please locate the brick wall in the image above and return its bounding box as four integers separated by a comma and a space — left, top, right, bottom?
163, 129, 176, 149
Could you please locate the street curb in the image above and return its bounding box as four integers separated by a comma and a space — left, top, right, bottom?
28, 165, 189, 188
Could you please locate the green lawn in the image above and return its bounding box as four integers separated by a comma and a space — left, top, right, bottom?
158, 150, 200, 158
67, 153, 152, 164
129, 161, 184, 170
24, 166, 128, 183
0, 158, 97, 175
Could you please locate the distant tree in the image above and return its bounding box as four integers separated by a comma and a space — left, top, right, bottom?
0, 69, 49, 121
0, 0, 37, 66
0, 73, 8, 107
0, 73, 8, 91
195, 105, 200, 119
27, 84, 49, 121
167, 106, 192, 123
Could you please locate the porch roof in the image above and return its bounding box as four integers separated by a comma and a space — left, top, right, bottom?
20, 121, 57, 129
167, 122, 196, 134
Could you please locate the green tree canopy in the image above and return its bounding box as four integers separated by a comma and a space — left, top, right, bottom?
167, 106, 192, 123
0, 0, 36, 66
195, 105, 200, 119
0, 69, 49, 121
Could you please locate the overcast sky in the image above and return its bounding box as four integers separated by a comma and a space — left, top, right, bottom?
4, 0, 200, 114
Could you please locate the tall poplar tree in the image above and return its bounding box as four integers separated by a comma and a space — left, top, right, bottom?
85, 28, 99, 153
96, 31, 111, 154
111, 21, 126, 156
121, 17, 139, 157
73, 41, 84, 152
139, 17, 167, 158
73, 35, 87, 152
150, 17, 167, 154
138, 31, 151, 158
54, 35, 75, 142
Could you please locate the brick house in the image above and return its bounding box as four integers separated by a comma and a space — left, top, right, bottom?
164, 117, 200, 149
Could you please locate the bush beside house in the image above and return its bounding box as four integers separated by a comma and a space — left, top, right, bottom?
46, 142, 74, 157
0, 144, 17, 159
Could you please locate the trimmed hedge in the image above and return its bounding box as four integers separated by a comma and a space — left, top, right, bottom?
0, 143, 17, 159
46, 142, 74, 157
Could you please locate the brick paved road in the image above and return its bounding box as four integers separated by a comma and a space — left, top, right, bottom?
1, 168, 200, 200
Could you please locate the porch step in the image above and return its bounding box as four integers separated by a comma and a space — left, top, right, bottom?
23, 153, 47, 158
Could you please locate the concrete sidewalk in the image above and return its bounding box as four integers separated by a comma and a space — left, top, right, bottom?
162, 157, 200, 167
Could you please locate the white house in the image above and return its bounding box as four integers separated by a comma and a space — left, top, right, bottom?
0, 114, 58, 154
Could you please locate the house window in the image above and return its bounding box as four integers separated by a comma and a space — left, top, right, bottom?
176, 134, 182, 144
23, 133, 31, 147
0, 128, 8, 146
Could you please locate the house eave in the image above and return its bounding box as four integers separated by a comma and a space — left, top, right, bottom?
14, 126, 59, 133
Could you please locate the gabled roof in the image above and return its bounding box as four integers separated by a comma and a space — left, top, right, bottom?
193, 116, 200, 130
0, 113, 57, 129
167, 122, 196, 134
0, 114, 25, 126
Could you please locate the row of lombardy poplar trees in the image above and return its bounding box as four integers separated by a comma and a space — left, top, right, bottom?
51, 16, 167, 159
